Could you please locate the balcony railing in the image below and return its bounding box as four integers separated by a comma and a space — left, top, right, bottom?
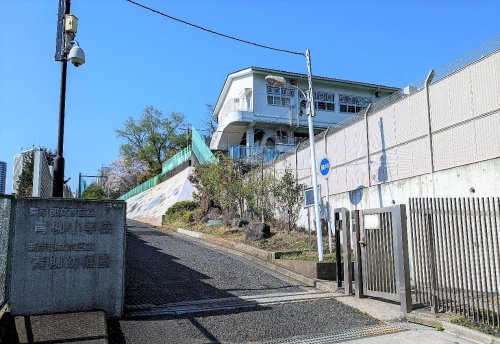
229, 144, 296, 164
219, 98, 253, 119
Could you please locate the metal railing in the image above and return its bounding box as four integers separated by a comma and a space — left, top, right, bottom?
118, 127, 216, 200
229, 144, 296, 164
162, 146, 191, 174
192, 127, 217, 164
410, 197, 500, 327
219, 97, 253, 119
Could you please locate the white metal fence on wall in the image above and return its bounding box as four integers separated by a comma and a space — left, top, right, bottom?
271, 36, 500, 197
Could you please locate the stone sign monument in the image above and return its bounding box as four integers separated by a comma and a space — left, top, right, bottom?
9, 198, 126, 318
0, 195, 13, 307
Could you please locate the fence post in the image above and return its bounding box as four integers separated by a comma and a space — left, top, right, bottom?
341, 209, 353, 295
352, 210, 364, 298
392, 204, 412, 313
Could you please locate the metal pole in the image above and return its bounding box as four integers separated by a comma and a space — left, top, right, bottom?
52, 0, 71, 197
305, 49, 324, 262
78, 172, 81, 198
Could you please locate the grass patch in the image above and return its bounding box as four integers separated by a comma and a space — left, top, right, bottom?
449, 315, 499, 337
279, 251, 336, 262
162, 203, 339, 259
433, 323, 444, 332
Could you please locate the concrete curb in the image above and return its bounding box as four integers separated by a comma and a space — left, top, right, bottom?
407, 312, 500, 344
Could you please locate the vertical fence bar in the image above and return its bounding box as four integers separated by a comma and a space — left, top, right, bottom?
385, 212, 394, 293
450, 198, 460, 313
410, 199, 421, 303
433, 197, 445, 311
454, 198, 467, 315
422, 198, 437, 311
481, 197, 493, 325
492, 197, 500, 327
380, 212, 388, 293
455, 197, 466, 315
376, 216, 382, 293
370, 227, 376, 292
457, 198, 468, 316
426, 211, 439, 314
377, 213, 384, 293
385, 211, 392, 293
445, 198, 453, 312
353, 210, 364, 298
471, 198, 483, 322
371, 227, 376, 293
476, 197, 487, 323
465, 197, 479, 321
342, 209, 353, 295
392, 204, 412, 313
419, 198, 429, 305
437, 197, 449, 311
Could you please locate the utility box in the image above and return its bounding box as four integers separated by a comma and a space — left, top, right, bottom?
64, 14, 78, 34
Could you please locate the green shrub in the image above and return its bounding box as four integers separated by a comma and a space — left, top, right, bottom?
164, 200, 199, 224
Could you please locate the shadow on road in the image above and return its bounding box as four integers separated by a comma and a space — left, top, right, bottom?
124, 229, 239, 310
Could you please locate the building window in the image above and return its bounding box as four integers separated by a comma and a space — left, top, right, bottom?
339, 94, 372, 113
266, 86, 295, 107
300, 90, 335, 112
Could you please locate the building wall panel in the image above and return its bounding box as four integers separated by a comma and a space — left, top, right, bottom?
470, 54, 500, 117
474, 112, 500, 161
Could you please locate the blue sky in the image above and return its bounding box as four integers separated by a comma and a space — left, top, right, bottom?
1, 0, 499, 193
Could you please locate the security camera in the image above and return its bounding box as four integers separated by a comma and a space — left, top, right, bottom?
68, 41, 85, 67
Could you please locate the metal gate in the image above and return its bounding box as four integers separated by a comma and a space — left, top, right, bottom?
358, 204, 411, 313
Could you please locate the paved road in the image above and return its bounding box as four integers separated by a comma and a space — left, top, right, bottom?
109, 221, 476, 344
110, 222, 379, 343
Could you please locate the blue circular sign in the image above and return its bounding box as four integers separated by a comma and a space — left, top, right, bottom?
319, 157, 330, 176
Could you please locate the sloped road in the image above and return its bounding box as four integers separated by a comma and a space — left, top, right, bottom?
108, 221, 380, 343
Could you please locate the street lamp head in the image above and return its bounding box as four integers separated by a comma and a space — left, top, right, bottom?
265, 75, 286, 87
68, 41, 85, 67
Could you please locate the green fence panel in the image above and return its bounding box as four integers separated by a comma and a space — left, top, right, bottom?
118, 128, 216, 200
162, 146, 191, 175
191, 127, 217, 164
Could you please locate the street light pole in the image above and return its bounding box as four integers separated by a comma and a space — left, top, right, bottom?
305, 49, 324, 262
52, 0, 71, 197
264, 49, 324, 262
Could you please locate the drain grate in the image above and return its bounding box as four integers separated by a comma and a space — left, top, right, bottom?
262, 324, 405, 344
